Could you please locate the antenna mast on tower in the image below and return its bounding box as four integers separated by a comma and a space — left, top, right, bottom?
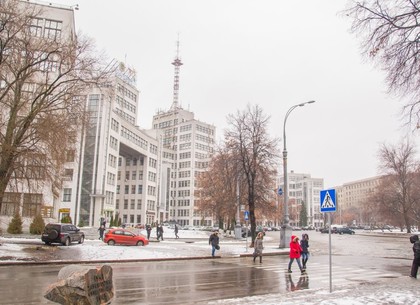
170, 38, 183, 111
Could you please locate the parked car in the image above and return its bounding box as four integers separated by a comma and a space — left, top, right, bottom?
241, 227, 251, 238
104, 228, 149, 246
319, 227, 329, 233
41, 223, 85, 246
337, 227, 355, 235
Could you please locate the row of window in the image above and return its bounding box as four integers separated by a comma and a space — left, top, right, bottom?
116, 95, 136, 114
115, 108, 135, 125
30, 17, 62, 41
116, 185, 143, 195
121, 126, 148, 151
117, 84, 137, 102
116, 199, 142, 210
108, 154, 117, 168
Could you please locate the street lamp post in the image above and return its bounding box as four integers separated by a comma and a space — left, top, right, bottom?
279, 100, 315, 248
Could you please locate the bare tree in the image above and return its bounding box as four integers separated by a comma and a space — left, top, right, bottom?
344, 0, 420, 124
196, 146, 239, 228
375, 141, 420, 233
225, 104, 280, 244
0, 1, 111, 212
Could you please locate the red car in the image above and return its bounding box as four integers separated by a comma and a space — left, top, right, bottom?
104, 228, 149, 246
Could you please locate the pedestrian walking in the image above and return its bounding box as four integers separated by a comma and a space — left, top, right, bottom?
98, 225, 105, 240
209, 231, 220, 257
300, 233, 310, 270
410, 234, 420, 278
146, 225, 152, 240
253, 232, 264, 263
157, 224, 164, 241
288, 235, 304, 274
174, 224, 179, 239
159, 224, 164, 241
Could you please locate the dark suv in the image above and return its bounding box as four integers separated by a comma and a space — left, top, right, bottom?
336, 227, 355, 235
41, 223, 85, 246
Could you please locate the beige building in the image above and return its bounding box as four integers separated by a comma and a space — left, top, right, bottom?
333, 175, 383, 225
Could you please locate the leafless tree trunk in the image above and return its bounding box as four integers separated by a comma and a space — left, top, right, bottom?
225, 104, 279, 245
0, 1, 112, 212
344, 0, 420, 125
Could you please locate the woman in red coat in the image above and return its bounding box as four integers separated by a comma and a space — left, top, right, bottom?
288, 235, 304, 274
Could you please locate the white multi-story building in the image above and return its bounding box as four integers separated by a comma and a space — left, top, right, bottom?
0, 1, 216, 231
0, 1, 77, 229
277, 171, 324, 228
151, 107, 215, 226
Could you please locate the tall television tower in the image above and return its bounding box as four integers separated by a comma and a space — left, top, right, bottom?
170, 39, 183, 111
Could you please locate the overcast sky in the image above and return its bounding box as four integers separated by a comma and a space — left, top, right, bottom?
52, 0, 418, 188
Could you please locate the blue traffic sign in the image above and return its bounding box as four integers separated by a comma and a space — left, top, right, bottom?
277, 188, 283, 195
320, 189, 336, 213
244, 211, 249, 221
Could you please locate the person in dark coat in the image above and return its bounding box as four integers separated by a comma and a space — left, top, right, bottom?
209, 232, 220, 257
174, 224, 179, 239
157, 224, 164, 241
146, 225, 152, 240
410, 234, 420, 278
253, 232, 264, 263
288, 235, 304, 274
159, 225, 164, 241
300, 233, 310, 270
98, 225, 105, 240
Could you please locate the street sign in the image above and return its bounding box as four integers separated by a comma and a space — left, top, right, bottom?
277, 187, 283, 195
244, 210, 249, 221
320, 189, 336, 212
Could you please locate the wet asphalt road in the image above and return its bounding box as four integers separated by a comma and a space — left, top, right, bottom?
0, 231, 412, 304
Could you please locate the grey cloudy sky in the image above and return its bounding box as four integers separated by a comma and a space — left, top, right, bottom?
53, 0, 416, 187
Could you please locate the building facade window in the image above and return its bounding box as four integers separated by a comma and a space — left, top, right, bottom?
63, 188, 71, 202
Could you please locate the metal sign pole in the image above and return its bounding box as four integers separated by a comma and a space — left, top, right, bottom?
328, 212, 332, 293
245, 220, 248, 252
320, 189, 336, 294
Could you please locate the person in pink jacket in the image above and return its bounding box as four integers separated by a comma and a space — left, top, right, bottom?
288, 235, 304, 274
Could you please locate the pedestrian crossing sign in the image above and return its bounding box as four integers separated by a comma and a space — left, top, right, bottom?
320, 189, 336, 212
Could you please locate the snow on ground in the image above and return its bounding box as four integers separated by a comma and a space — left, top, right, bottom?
0, 227, 268, 262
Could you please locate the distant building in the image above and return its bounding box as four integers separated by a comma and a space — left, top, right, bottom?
333, 175, 383, 225
277, 171, 324, 228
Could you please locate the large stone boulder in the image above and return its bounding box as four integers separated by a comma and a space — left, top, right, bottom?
44, 264, 114, 305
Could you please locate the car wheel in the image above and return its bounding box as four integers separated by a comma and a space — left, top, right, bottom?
79, 236, 84, 244
136, 241, 144, 246
44, 242, 51, 245
48, 229, 59, 240
107, 240, 115, 246
63, 238, 71, 246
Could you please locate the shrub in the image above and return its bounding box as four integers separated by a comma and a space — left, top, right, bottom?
78, 219, 85, 227
61, 215, 72, 224
29, 214, 45, 234
7, 210, 23, 234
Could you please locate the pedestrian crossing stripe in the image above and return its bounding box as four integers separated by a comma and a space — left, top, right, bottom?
320, 189, 336, 212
